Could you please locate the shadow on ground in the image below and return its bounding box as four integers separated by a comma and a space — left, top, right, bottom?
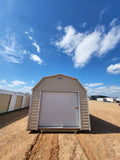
90, 114, 120, 134
30, 115, 120, 134
1, 108, 120, 135
0, 108, 29, 129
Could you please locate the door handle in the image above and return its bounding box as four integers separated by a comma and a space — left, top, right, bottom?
75, 107, 79, 109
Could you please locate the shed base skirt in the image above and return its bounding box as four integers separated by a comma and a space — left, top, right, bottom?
38, 127, 81, 133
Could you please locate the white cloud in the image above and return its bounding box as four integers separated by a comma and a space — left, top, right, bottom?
99, 7, 108, 22
57, 25, 62, 31
28, 36, 33, 40
73, 29, 101, 67
99, 25, 120, 55
109, 18, 118, 27
0, 33, 27, 63
85, 83, 103, 87
0, 79, 7, 84
32, 42, 40, 53
25, 31, 28, 34
54, 19, 120, 68
30, 54, 42, 64
19, 86, 32, 93
107, 63, 120, 74
7, 80, 26, 87
86, 85, 120, 97
99, 9, 106, 21
55, 25, 83, 56
25, 29, 40, 53
32, 80, 35, 83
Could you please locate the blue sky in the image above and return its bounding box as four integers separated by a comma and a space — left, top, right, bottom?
0, 0, 120, 97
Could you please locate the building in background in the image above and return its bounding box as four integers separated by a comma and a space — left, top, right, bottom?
89, 95, 108, 100
0, 89, 31, 114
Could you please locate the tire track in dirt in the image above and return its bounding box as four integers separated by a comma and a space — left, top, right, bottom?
76, 134, 96, 160
58, 134, 88, 160
23, 133, 58, 160
23, 133, 41, 160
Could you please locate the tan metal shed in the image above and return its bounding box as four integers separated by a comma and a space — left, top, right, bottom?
27, 74, 91, 131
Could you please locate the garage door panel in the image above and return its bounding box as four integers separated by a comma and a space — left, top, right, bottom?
39, 92, 80, 127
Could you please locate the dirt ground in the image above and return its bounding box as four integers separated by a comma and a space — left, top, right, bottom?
0, 101, 120, 160
0, 108, 37, 160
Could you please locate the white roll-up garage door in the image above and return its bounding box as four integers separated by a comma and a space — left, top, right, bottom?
38, 91, 80, 128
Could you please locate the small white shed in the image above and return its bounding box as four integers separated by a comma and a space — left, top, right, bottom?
27, 74, 91, 131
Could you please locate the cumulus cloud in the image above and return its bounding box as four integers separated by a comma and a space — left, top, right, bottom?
107, 63, 120, 74
85, 83, 103, 87
32, 42, 40, 53
32, 80, 35, 83
7, 80, 26, 87
0, 79, 7, 84
19, 86, 32, 93
86, 85, 120, 97
30, 54, 42, 64
0, 79, 33, 93
73, 29, 101, 67
0, 33, 27, 63
54, 19, 120, 68
55, 25, 83, 56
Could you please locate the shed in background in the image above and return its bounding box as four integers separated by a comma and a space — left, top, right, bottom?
0, 89, 31, 114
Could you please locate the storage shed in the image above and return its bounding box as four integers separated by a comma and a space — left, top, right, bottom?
27, 74, 91, 131
0, 89, 31, 114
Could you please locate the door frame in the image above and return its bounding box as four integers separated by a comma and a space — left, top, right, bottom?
37, 90, 81, 130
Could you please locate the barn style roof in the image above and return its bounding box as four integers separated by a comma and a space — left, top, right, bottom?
32, 74, 87, 92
